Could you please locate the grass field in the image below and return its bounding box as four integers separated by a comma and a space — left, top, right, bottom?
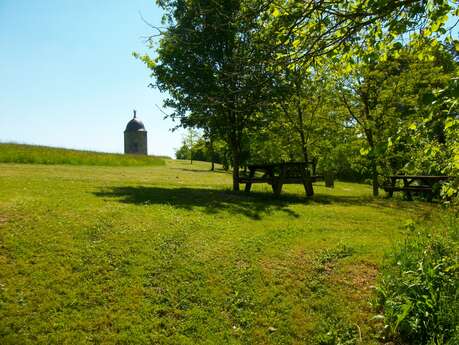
0, 160, 441, 344
0, 143, 166, 166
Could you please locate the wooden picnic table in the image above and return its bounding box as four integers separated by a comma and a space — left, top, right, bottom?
383, 175, 452, 201
239, 162, 322, 197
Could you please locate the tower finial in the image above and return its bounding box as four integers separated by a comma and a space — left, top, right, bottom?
133, 109, 137, 118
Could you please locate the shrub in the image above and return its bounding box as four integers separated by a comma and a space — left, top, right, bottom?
375, 217, 458, 344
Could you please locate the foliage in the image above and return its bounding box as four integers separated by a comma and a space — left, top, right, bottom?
136, 0, 277, 190
138, 0, 459, 199
388, 44, 457, 170
423, 76, 459, 200
175, 137, 231, 168
314, 320, 360, 345
259, 63, 341, 165
0, 143, 165, 166
315, 243, 354, 271
333, 40, 457, 194
375, 216, 459, 344
180, 128, 200, 164
442, 77, 459, 199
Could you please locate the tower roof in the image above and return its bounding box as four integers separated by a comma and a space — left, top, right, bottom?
125, 110, 146, 132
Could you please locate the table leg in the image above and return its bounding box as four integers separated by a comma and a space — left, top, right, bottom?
272, 180, 283, 196
404, 178, 413, 200
405, 191, 413, 201
427, 191, 433, 202
273, 166, 286, 197
388, 177, 395, 197
424, 179, 435, 202
244, 168, 255, 193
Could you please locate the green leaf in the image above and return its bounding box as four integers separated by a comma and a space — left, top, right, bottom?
360, 147, 370, 156
445, 118, 457, 130
454, 40, 459, 53
394, 302, 412, 332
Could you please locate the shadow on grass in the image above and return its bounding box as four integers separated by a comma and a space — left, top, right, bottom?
92, 186, 397, 220
95, 186, 301, 220
171, 167, 230, 174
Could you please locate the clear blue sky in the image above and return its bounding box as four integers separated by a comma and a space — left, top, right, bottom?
0, 0, 183, 157
1, 2, 457, 158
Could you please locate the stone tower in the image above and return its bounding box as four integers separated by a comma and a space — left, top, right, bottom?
124, 110, 148, 155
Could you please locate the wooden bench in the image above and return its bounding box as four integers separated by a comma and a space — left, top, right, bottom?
239, 162, 322, 197
383, 175, 452, 201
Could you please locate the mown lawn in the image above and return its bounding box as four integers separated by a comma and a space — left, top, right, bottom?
0, 160, 439, 344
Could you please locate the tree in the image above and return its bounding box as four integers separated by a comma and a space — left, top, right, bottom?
174, 144, 189, 160
393, 45, 459, 199
335, 40, 457, 196
182, 128, 200, 164
138, 0, 458, 195
276, 64, 337, 164
137, 0, 276, 191
336, 57, 399, 196
203, 127, 216, 171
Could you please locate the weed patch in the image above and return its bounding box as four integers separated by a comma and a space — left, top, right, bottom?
375, 216, 459, 344
314, 243, 354, 273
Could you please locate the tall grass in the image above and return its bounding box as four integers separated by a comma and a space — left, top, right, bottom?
0, 143, 165, 166
375, 214, 458, 344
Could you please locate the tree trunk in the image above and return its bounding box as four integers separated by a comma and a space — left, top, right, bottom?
324, 172, 334, 188
366, 131, 378, 197
372, 176, 379, 196
232, 147, 240, 191
226, 123, 240, 191
371, 160, 379, 196
229, 129, 241, 191
299, 130, 308, 163
295, 89, 308, 163
209, 136, 215, 171
360, 97, 378, 197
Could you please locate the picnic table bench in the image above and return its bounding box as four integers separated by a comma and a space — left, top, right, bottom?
239, 162, 323, 197
383, 175, 452, 201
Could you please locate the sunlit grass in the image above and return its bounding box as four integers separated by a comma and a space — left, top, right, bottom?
0, 160, 440, 344
0, 143, 165, 166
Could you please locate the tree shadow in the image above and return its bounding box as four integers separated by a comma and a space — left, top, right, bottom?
94, 186, 304, 220
171, 167, 230, 174
92, 185, 405, 220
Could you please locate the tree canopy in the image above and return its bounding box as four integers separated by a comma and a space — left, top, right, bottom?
137, 0, 458, 198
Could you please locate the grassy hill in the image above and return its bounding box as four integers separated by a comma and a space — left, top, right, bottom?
0, 143, 165, 166
0, 160, 442, 344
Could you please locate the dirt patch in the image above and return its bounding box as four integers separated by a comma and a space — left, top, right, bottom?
258, 247, 317, 292
260, 247, 313, 272
325, 261, 382, 340
351, 262, 378, 290
0, 217, 9, 266
0, 215, 8, 227
328, 261, 379, 295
